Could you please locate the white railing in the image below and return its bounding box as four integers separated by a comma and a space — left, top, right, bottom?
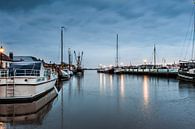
0, 69, 8, 77
0, 69, 40, 77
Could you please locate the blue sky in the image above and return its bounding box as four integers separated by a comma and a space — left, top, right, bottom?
0, 0, 194, 67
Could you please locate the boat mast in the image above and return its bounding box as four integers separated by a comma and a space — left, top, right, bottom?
116, 34, 119, 67
192, 1, 195, 60
61, 27, 65, 65
154, 44, 156, 68
68, 48, 71, 70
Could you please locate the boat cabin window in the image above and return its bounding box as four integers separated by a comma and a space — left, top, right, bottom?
180, 62, 195, 70
9, 62, 41, 76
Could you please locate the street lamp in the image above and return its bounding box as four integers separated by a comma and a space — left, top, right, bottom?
0, 46, 4, 68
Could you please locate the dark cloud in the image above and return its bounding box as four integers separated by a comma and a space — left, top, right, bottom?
0, 0, 193, 67
0, 0, 52, 12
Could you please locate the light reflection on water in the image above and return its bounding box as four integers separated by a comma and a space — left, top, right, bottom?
120, 74, 125, 98
1, 71, 195, 129
143, 75, 149, 107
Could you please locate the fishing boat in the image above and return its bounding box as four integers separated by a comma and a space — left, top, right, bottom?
0, 57, 57, 101
178, 60, 195, 82
178, 2, 195, 82
73, 51, 84, 75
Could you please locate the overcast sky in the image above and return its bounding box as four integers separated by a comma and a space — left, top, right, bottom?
0, 0, 194, 67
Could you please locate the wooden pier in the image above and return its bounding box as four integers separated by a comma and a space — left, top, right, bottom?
122, 68, 178, 77
98, 67, 178, 78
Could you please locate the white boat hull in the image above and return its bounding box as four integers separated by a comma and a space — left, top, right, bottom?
0, 79, 56, 99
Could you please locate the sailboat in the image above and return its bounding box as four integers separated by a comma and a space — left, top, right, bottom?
59, 27, 71, 80
114, 34, 123, 74
97, 34, 119, 74
178, 1, 195, 82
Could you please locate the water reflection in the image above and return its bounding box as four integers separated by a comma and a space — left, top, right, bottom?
178, 81, 195, 96
74, 75, 84, 95
99, 73, 126, 98
61, 81, 64, 129
120, 75, 125, 98
2, 71, 194, 129
0, 88, 57, 129
109, 75, 114, 95
77, 76, 84, 94
99, 73, 106, 95
143, 75, 149, 107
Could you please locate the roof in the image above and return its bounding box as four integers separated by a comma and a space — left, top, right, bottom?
179, 60, 195, 64
13, 56, 40, 62
0, 53, 12, 61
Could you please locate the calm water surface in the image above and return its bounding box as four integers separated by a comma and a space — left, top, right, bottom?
1, 71, 195, 129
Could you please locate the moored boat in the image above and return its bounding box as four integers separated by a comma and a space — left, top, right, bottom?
178, 2, 195, 82
60, 69, 70, 80
73, 51, 84, 75
0, 58, 57, 101
63, 68, 73, 76
97, 67, 114, 74
178, 60, 195, 82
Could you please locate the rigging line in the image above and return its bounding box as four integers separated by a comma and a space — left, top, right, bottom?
183, 17, 192, 59
191, 2, 195, 60
184, 20, 194, 59
184, 4, 194, 60
183, 4, 194, 59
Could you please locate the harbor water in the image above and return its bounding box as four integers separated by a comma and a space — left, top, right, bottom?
1, 71, 195, 129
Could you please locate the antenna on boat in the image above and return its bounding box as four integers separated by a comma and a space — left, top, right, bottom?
116, 34, 119, 67
192, 0, 195, 60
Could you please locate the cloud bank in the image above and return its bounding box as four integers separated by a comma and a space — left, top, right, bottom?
0, 0, 193, 67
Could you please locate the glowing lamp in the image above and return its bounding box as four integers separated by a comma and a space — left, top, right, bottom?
0, 46, 4, 53
143, 59, 147, 64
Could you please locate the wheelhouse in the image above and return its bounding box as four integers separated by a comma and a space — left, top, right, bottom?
179, 60, 195, 71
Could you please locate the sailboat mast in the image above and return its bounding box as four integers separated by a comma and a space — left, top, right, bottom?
192, 1, 195, 60
116, 34, 119, 67
68, 48, 71, 70
61, 27, 64, 65
154, 44, 156, 68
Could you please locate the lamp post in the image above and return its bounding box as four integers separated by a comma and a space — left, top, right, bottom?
0, 46, 4, 68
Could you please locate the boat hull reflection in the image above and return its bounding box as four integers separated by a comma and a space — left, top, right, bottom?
0, 88, 57, 123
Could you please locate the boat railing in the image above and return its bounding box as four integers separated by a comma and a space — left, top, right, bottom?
0, 69, 9, 77
14, 69, 40, 76
0, 69, 40, 77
